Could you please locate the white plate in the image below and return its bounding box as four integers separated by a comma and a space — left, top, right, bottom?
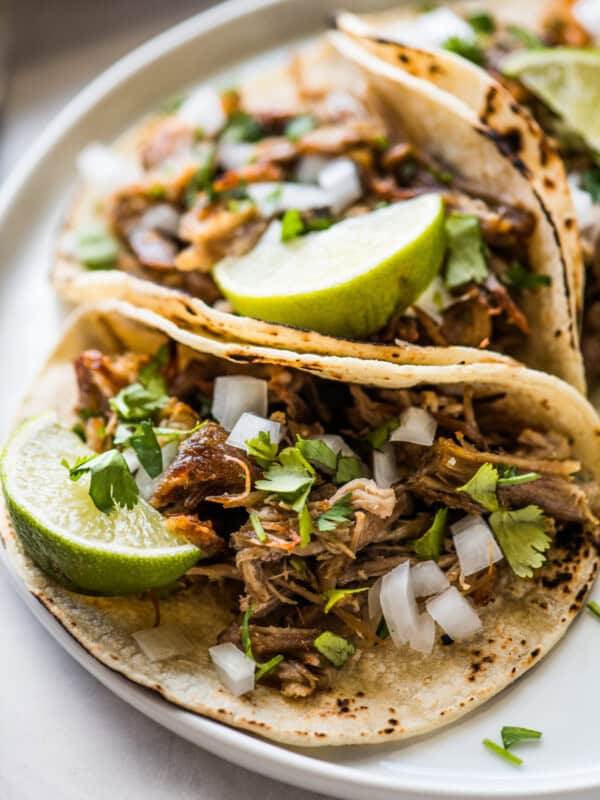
0, 1, 599, 798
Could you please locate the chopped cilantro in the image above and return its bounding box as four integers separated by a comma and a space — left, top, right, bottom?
241, 604, 284, 681
306, 216, 334, 232
255, 655, 284, 681
506, 23, 544, 50
444, 213, 489, 289
501, 726, 542, 749
63, 449, 139, 514
317, 495, 354, 532
285, 114, 317, 141
184, 155, 216, 208
483, 739, 523, 766
497, 470, 540, 487
322, 587, 368, 613
457, 463, 499, 512
249, 511, 267, 543
245, 430, 279, 469
115, 419, 162, 478
366, 417, 399, 450
506, 262, 552, 290
75, 222, 119, 270
467, 12, 496, 34
334, 455, 363, 485
221, 111, 264, 143
153, 421, 206, 443
298, 503, 313, 547
313, 631, 355, 667
281, 209, 305, 242
489, 505, 551, 578
290, 556, 306, 575
296, 436, 338, 472
110, 347, 169, 422
582, 166, 600, 203
443, 37, 485, 65
587, 600, 600, 619
414, 507, 448, 561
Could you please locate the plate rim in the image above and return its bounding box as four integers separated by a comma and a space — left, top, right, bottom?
1, 1, 599, 797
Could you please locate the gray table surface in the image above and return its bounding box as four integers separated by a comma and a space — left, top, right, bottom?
0, 4, 330, 798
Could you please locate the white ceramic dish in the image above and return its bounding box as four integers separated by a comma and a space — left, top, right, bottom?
1, 2, 600, 797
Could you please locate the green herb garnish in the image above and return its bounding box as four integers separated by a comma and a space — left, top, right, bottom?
63, 449, 139, 514
457, 463, 499, 512
497, 470, 541, 486
115, 419, 162, 478
501, 726, 542, 749
221, 111, 264, 143
245, 430, 279, 469
281, 209, 305, 242
444, 213, 488, 289
313, 631, 355, 667
366, 418, 399, 450
75, 222, 119, 270
587, 600, 600, 619
285, 114, 317, 141
249, 511, 267, 543
489, 505, 551, 578
483, 739, 523, 766
110, 347, 169, 422
241, 604, 284, 681
317, 495, 354, 532
296, 436, 338, 472
298, 503, 313, 547
506, 262, 552, 290
443, 36, 485, 65
506, 23, 544, 50
582, 167, 600, 203
322, 587, 368, 613
414, 507, 448, 561
334, 455, 363, 485
467, 12, 496, 34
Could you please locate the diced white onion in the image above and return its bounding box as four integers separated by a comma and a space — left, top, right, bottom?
368, 576, 383, 623
209, 642, 255, 696
226, 412, 282, 451
310, 433, 357, 458
136, 441, 180, 500
569, 175, 598, 230
318, 158, 362, 214
177, 86, 226, 136
218, 142, 256, 171
211, 376, 268, 432
77, 143, 142, 197
451, 515, 503, 576
414, 275, 453, 325
383, 8, 476, 50
573, 0, 600, 40
132, 625, 193, 662
373, 441, 402, 488
247, 182, 330, 216
426, 586, 482, 642
411, 560, 449, 598
380, 561, 419, 646
409, 611, 436, 654
123, 448, 140, 474
139, 204, 180, 236
295, 155, 330, 184
390, 407, 437, 447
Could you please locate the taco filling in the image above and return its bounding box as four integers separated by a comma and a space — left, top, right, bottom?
64, 61, 545, 355
61, 341, 599, 698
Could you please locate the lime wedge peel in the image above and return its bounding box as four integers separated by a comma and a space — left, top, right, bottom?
1, 413, 199, 595
502, 48, 600, 151
213, 194, 446, 339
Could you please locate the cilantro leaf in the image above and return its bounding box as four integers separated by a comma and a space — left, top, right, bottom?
153, 421, 206, 443
444, 213, 489, 289
296, 436, 338, 472
489, 505, 551, 578
322, 587, 368, 613
467, 12, 495, 34
457, 463, 499, 512
290, 556, 306, 575
414, 507, 448, 561
240, 603, 284, 681
317, 495, 353, 532
582, 166, 600, 203
281, 209, 305, 242
110, 346, 169, 421
138, 345, 168, 395
334, 455, 363, 485
255, 655, 284, 681
63, 449, 139, 513
245, 430, 279, 469
587, 600, 600, 620
128, 420, 163, 478
184, 155, 217, 208
249, 511, 267, 542
74, 222, 118, 270
298, 503, 313, 547
482, 739, 523, 766
255, 465, 313, 497
497, 470, 541, 487
313, 631, 355, 667
501, 726, 542, 749
284, 114, 317, 141
305, 216, 334, 232
506, 262, 551, 290
366, 417, 399, 450
221, 111, 264, 143
443, 37, 485, 65
506, 23, 544, 50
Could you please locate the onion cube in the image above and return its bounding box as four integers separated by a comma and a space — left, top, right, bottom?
209, 643, 255, 696
390, 407, 437, 446
451, 515, 503, 576
211, 376, 268, 431
226, 412, 282, 451
411, 560, 449, 598
426, 587, 482, 642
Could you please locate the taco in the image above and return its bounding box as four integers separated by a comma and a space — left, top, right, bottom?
2, 300, 599, 745
53, 29, 585, 391
334, 0, 599, 393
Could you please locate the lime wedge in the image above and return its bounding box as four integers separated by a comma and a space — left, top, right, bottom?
213, 194, 446, 339
1, 413, 199, 595
502, 48, 600, 151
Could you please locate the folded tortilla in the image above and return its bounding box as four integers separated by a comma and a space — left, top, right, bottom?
2, 299, 598, 746
53, 28, 586, 393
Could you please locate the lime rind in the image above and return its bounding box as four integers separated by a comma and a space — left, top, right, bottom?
1, 413, 199, 595
214, 194, 446, 339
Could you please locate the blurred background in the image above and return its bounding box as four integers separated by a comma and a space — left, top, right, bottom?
2, 0, 220, 174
